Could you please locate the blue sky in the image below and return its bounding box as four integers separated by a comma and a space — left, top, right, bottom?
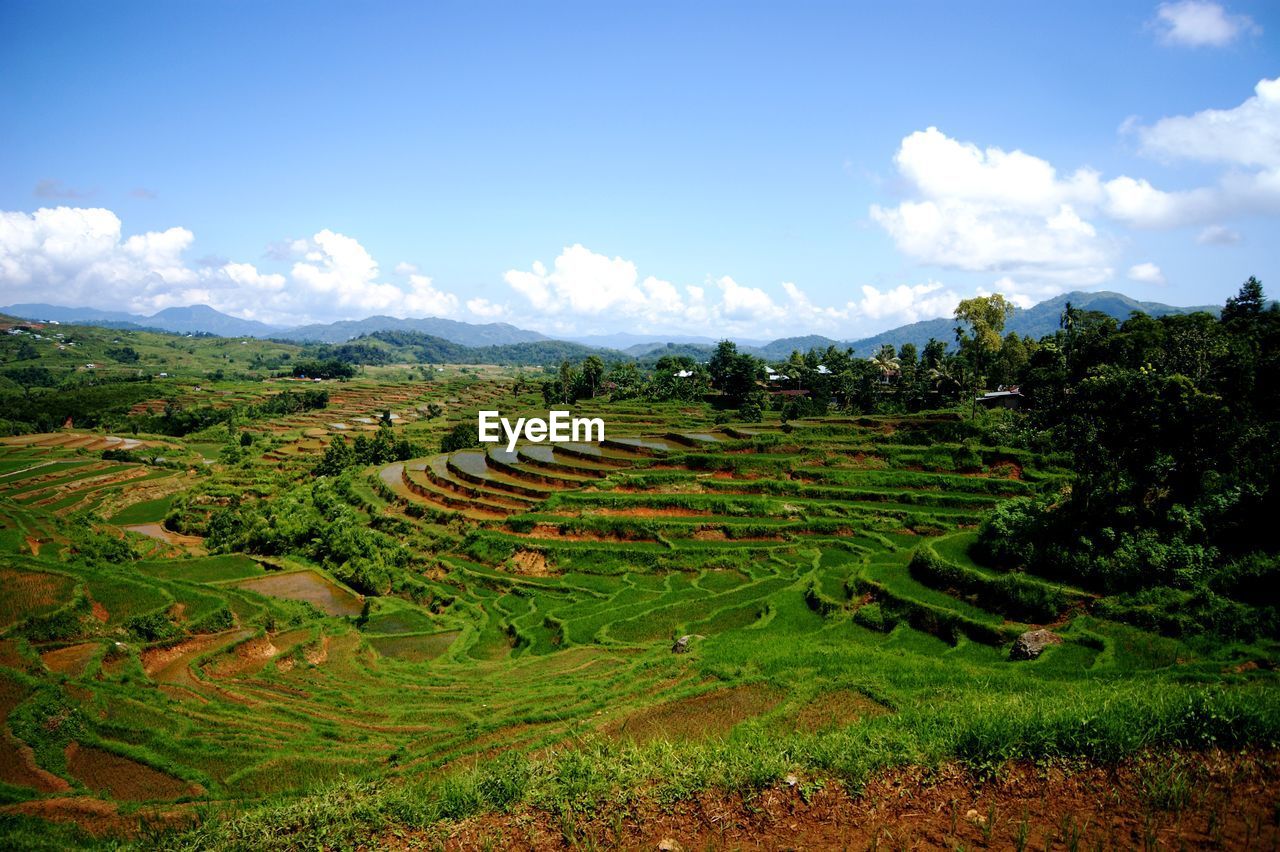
1, 1, 1277, 338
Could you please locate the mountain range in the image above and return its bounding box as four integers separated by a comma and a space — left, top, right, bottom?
3, 290, 1222, 360
2, 304, 546, 347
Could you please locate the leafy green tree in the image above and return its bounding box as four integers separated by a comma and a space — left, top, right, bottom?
441, 422, 480, 453
580, 355, 604, 398
1222, 275, 1266, 324
954, 294, 1015, 390
871, 345, 900, 384
4, 366, 54, 397
708, 340, 762, 406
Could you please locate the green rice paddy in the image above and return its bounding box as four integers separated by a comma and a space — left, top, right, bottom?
0, 373, 1275, 847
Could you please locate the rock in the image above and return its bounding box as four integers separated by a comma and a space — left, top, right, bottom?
657, 839, 683, 852
965, 808, 987, 826
672, 635, 692, 654
1008, 629, 1063, 661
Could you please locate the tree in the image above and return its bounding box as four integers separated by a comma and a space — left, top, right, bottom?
1222, 276, 1266, 324
871, 345, 901, 384
440, 423, 480, 453
581, 356, 604, 398
921, 338, 947, 371
708, 340, 762, 406
4, 366, 54, 397
954, 294, 1015, 412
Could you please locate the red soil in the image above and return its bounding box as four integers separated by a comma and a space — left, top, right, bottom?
603, 684, 784, 745
590, 507, 711, 518
40, 642, 99, 676
425, 749, 1280, 851
64, 741, 203, 801
0, 796, 196, 837
0, 673, 71, 793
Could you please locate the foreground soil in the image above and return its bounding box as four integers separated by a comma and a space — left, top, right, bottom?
2, 750, 1276, 848
419, 749, 1280, 851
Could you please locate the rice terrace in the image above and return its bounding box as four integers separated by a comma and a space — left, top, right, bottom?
0, 279, 1274, 851
4, 4, 1280, 847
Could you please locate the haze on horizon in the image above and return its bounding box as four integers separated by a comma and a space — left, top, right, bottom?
1, 1, 1277, 340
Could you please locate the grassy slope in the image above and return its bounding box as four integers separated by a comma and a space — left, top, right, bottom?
0, 368, 1274, 849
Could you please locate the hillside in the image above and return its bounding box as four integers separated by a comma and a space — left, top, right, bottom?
1, 304, 548, 348
283, 315, 548, 345
842, 290, 1220, 355
5, 290, 1221, 364
0, 283, 1276, 849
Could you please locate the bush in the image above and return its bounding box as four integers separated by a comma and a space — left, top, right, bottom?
854, 602, 893, 632
975, 497, 1042, 569
909, 547, 1069, 623
441, 423, 480, 453
126, 611, 182, 642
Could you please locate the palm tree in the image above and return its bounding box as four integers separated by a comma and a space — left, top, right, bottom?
871, 345, 901, 384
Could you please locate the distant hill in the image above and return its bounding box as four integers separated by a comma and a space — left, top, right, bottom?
567, 332, 723, 350
348, 330, 622, 367
5, 290, 1221, 363
283, 315, 547, 346
840, 290, 1220, 356
755, 335, 842, 360
3, 303, 283, 338
1, 303, 549, 347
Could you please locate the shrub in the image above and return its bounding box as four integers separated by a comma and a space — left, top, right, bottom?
854, 602, 893, 632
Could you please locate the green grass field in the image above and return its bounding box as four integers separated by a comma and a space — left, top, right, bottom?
0, 371, 1275, 849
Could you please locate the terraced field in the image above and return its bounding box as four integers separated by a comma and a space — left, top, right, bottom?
0, 375, 1275, 846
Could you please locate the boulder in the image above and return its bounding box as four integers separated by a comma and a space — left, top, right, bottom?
671, 635, 692, 654
1008, 629, 1062, 661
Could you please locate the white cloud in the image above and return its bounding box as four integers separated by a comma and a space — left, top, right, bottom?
466, 298, 507, 319
870, 198, 1113, 283
0, 207, 469, 324
869, 127, 1115, 291
853, 281, 962, 322
1136, 77, 1280, 168
1197, 224, 1242, 245
503, 244, 650, 316
873, 80, 1280, 296
1127, 262, 1167, 285
1152, 1, 1260, 47
892, 127, 1103, 213
498, 244, 964, 337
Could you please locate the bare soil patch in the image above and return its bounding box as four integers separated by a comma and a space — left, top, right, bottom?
605, 683, 783, 745
0, 796, 196, 837
0, 672, 71, 793
65, 742, 202, 801
590, 506, 710, 518
510, 549, 553, 576
40, 642, 100, 677
142, 629, 254, 689
792, 688, 890, 733
123, 523, 205, 552
427, 749, 1280, 851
